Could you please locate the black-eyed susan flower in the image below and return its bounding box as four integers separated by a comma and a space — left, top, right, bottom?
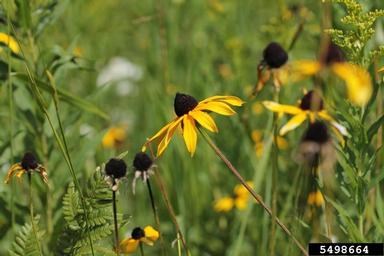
214, 182, 256, 212
289, 43, 372, 106
104, 158, 127, 191
0, 32, 20, 54
297, 121, 335, 171
253, 42, 288, 94
102, 126, 127, 149
142, 93, 244, 157
262, 90, 347, 140
132, 152, 155, 193
120, 226, 159, 253
4, 152, 48, 184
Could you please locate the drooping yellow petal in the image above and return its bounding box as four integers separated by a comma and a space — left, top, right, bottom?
290, 60, 322, 76
4, 164, 24, 184
195, 101, 236, 115
331, 62, 372, 106
318, 111, 348, 136
189, 110, 218, 133
262, 101, 303, 115
0, 32, 20, 54
157, 117, 183, 156
200, 95, 245, 106
120, 238, 139, 253
279, 113, 307, 135
214, 197, 234, 212
182, 115, 197, 156
144, 226, 159, 242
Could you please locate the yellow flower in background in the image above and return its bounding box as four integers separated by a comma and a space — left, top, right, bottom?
307, 190, 324, 207
120, 226, 159, 253
0, 32, 20, 54
288, 43, 372, 106
263, 90, 347, 140
251, 102, 264, 115
102, 126, 126, 149
4, 152, 48, 184
214, 182, 255, 212
142, 93, 244, 157
251, 129, 288, 157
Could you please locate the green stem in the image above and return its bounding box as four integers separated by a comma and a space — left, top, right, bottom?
28, 173, 43, 256
139, 243, 145, 256
199, 129, 308, 256
9, 24, 95, 255
146, 179, 166, 256
112, 189, 120, 255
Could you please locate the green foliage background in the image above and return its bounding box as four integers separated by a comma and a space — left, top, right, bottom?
0, 0, 383, 255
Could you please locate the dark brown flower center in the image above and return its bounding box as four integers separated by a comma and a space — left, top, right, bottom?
174, 93, 198, 117
324, 43, 345, 65
302, 121, 329, 144
263, 42, 288, 69
105, 158, 127, 179
21, 152, 39, 170
131, 227, 145, 240
133, 152, 153, 171
299, 90, 323, 111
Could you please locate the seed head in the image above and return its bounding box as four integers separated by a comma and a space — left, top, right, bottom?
131, 227, 145, 240
263, 42, 288, 69
324, 43, 345, 65
299, 90, 323, 111
302, 121, 329, 144
21, 152, 39, 170
133, 152, 153, 171
105, 158, 127, 179
174, 93, 198, 117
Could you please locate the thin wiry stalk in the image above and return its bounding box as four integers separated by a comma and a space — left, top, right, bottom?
28, 173, 43, 256
199, 128, 308, 256
147, 144, 190, 254
4, 0, 16, 233
139, 243, 145, 256
9, 25, 95, 255
112, 189, 120, 256
146, 179, 166, 256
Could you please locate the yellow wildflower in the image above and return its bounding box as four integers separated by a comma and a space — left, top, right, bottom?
120, 226, 159, 253
102, 126, 126, 149
143, 93, 244, 156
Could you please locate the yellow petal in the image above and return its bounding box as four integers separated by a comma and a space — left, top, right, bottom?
157, 118, 183, 156
214, 197, 234, 212
262, 101, 303, 115
144, 226, 159, 242
251, 130, 263, 142
280, 113, 307, 135
234, 182, 253, 197
195, 101, 236, 115
183, 115, 197, 156
290, 60, 322, 76
318, 111, 348, 136
0, 32, 20, 54
200, 95, 245, 106
331, 63, 372, 106
189, 110, 218, 133
235, 197, 248, 210
4, 164, 23, 184
379, 67, 384, 73
120, 238, 139, 253
275, 136, 288, 150
314, 190, 324, 207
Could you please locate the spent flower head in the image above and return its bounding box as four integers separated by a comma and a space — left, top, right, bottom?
142, 93, 244, 156
132, 152, 155, 194
104, 158, 127, 191
4, 152, 48, 184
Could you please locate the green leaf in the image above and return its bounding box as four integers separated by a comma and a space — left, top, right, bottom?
15, 74, 109, 119
15, 0, 31, 29
368, 114, 384, 141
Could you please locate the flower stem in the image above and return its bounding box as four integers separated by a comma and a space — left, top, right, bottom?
28, 173, 43, 256
199, 129, 308, 256
146, 179, 166, 256
112, 188, 119, 256
139, 243, 145, 256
